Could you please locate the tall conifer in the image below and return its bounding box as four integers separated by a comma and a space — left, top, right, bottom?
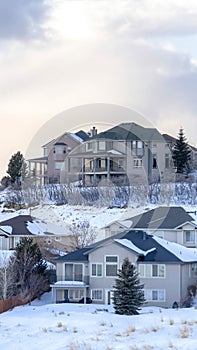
113, 257, 145, 315
172, 128, 191, 174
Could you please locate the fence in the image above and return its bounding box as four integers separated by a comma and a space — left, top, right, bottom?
0, 295, 28, 314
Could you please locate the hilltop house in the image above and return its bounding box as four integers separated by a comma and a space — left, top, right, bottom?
28, 128, 92, 185
62, 122, 175, 186
104, 206, 197, 248
51, 229, 197, 307
0, 215, 74, 253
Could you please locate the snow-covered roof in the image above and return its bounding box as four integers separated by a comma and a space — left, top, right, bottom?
69, 132, 84, 143
153, 236, 197, 262
115, 238, 156, 256
0, 225, 12, 234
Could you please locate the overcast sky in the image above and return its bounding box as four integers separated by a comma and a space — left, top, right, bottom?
1, 0, 197, 177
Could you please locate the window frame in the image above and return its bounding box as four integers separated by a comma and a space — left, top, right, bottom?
91, 289, 103, 301
144, 289, 165, 302
139, 264, 165, 278
105, 255, 118, 277
91, 263, 103, 277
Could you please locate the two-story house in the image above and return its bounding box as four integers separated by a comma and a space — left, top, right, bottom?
0, 215, 74, 253
62, 122, 175, 186
104, 206, 197, 247
51, 229, 197, 307
28, 129, 91, 185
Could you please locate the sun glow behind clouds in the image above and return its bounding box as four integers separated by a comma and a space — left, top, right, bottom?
49, 1, 99, 39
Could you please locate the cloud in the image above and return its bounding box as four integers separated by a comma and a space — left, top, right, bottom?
0, 0, 50, 40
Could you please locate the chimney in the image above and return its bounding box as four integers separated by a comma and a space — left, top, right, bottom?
90, 126, 97, 137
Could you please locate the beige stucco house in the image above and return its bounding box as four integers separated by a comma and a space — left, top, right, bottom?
28, 129, 90, 185
62, 122, 175, 186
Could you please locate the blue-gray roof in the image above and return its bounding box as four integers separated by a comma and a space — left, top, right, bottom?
94, 123, 164, 141
54, 228, 197, 265
130, 206, 195, 230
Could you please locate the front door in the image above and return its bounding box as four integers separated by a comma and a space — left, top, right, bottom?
105, 289, 113, 305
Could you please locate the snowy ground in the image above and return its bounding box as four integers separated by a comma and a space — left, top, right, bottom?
1, 291, 197, 350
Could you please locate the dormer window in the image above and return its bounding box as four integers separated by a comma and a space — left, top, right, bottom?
53, 143, 67, 154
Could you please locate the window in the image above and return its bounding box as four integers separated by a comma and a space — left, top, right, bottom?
152, 154, 157, 168
91, 263, 103, 277
54, 145, 66, 154
55, 236, 61, 241
132, 140, 143, 149
65, 264, 83, 281
55, 161, 64, 170
105, 256, 118, 277
165, 154, 170, 169
91, 289, 103, 300
43, 147, 48, 157
133, 158, 142, 167
139, 264, 165, 278
118, 159, 123, 168
98, 141, 106, 151
74, 264, 83, 281
185, 230, 195, 243
192, 263, 197, 276
144, 289, 165, 302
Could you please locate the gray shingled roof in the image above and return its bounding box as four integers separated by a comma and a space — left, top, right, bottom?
129, 206, 195, 230
94, 123, 164, 141
0, 215, 34, 236
54, 228, 197, 264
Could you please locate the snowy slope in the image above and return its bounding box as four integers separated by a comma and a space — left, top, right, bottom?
0, 292, 197, 350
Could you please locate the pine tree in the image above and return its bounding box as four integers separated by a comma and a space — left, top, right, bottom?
7, 151, 28, 185
12, 237, 48, 301
113, 257, 145, 315
172, 128, 191, 174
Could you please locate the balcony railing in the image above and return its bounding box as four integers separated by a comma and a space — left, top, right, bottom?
53, 275, 89, 285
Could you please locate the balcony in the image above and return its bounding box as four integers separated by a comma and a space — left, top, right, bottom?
54, 275, 89, 285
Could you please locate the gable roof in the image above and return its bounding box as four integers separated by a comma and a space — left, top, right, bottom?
55, 229, 197, 264
0, 215, 68, 237
128, 206, 195, 230
94, 123, 164, 142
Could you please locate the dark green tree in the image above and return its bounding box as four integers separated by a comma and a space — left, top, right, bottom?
12, 237, 48, 301
172, 128, 191, 174
113, 257, 145, 315
7, 151, 28, 185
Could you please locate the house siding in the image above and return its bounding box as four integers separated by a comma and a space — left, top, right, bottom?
89, 242, 138, 304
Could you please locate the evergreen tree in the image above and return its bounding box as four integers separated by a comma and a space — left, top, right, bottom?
12, 237, 48, 301
172, 128, 191, 174
7, 151, 28, 185
113, 257, 145, 315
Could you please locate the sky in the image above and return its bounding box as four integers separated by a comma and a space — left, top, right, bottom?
1, 0, 197, 177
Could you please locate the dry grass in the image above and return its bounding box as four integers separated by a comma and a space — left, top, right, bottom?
125, 325, 136, 336
169, 318, 174, 326
179, 326, 192, 338
57, 322, 62, 328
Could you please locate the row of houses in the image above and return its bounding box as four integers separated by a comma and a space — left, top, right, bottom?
1, 206, 197, 307
28, 122, 197, 186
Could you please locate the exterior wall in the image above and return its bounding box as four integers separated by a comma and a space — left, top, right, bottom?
180, 264, 197, 303
139, 264, 181, 308
89, 242, 138, 304
0, 236, 10, 250
64, 135, 175, 186
47, 134, 80, 183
